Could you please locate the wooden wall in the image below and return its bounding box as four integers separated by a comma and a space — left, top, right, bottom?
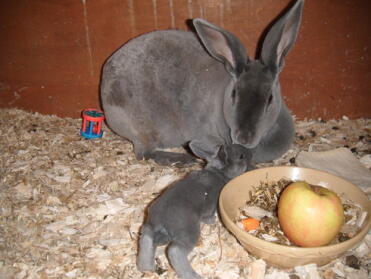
0, 0, 370, 119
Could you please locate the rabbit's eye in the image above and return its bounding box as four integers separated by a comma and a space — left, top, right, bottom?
239, 154, 244, 160
231, 89, 237, 102
267, 94, 273, 105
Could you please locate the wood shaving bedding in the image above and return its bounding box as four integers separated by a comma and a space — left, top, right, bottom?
0, 109, 370, 279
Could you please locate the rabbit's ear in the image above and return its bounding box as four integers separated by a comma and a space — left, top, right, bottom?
193, 18, 248, 77
215, 145, 227, 162
189, 138, 221, 161
261, 0, 304, 70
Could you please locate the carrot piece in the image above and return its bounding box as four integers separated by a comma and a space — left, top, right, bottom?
241, 217, 260, 231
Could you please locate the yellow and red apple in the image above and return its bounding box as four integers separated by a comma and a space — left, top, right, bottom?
278, 181, 344, 247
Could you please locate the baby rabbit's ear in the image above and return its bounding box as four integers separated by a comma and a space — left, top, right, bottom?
193, 18, 248, 77
215, 145, 227, 162
260, 0, 304, 70
189, 138, 221, 161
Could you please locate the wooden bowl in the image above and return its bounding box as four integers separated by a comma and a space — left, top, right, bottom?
219, 166, 371, 268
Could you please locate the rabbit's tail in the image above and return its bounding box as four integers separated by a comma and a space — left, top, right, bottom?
153, 225, 171, 245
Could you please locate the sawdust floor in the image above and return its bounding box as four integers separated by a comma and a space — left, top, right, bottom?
0, 109, 370, 279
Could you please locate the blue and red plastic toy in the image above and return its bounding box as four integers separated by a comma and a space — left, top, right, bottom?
80, 108, 105, 139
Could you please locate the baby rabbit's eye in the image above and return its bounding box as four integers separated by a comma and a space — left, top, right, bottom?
239, 154, 245, 160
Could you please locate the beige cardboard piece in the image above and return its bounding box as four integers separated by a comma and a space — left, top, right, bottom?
296, 148, 371, 192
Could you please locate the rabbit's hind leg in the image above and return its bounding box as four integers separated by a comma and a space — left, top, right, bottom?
167, 243, 202, 279
137, 225, 156, 272
167, 225, 201, 279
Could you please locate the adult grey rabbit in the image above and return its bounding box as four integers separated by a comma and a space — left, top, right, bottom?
101, 0, 304, 166
137, 141, 252, 279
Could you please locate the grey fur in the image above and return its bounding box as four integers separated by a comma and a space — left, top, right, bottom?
137, 143, 252, 279
101, 0, 304, 166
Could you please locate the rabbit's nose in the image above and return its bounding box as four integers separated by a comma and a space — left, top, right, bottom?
235, 131, 259, 148
235, 131, 250, 145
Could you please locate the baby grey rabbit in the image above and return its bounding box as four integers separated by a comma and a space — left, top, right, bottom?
101, 0, 304, 167
137, 141, 252, 279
